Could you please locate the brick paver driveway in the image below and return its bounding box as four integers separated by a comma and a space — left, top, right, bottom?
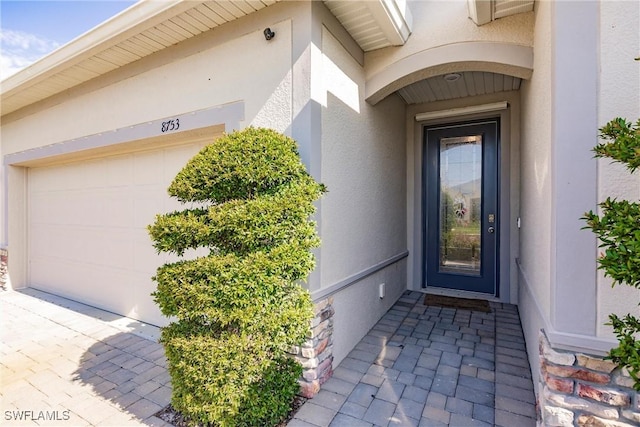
1, 289, 171, 426
1, 288, 536, 426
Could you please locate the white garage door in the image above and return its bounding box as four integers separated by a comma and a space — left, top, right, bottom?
28, 139, 211, 326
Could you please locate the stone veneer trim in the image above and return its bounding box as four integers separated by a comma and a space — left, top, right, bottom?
0, 248, 7, 291
539, 329, 640, 427
290, 296, 335, 398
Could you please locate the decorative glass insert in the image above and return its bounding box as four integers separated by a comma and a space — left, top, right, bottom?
438, 135, 482, 275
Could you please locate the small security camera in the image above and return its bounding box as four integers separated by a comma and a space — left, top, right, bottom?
264, 28, 275, 41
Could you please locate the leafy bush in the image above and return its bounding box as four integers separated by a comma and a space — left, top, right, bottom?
148, 127, 325, 425
583, 117, 640, 390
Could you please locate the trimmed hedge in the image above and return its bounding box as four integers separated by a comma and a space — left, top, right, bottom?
583, 117, 640, 390
149, 128, 325, 425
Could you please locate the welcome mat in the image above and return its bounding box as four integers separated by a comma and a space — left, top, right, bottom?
424, 294, 491, 313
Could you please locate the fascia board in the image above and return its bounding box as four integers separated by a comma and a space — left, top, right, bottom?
467, 0, 493, 26
365, 0, 413, 46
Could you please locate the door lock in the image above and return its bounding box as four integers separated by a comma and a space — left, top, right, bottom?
488, 226, 495, 234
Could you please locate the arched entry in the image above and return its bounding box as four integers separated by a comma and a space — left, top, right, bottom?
366, 41, 532, 300
365, 41, 533, 105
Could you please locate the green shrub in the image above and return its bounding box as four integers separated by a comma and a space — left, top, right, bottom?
148, 127, 325, 425
583, 117, 640, 390
161, 323, 301, 427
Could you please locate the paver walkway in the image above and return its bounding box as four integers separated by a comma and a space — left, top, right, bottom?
289, 291, 537, 427
1, 288, 536, 427
0, 289, 171, 426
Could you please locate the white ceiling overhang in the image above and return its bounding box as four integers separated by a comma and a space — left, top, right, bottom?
323, 0, 412, 51
468, 0, 535, 26
1, 0, 412, 117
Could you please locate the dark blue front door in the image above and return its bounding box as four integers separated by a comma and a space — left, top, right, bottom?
423, 120, 499, 295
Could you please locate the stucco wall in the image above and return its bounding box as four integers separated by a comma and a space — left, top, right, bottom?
519, 1, 640, 395
320, 27, 406, 286
318, 25, 407, 364
517, 0, 553, 393
366, 0, 533, 78
595, 1, 640, 338
519, 0, 553, 333
1, 17, 294, 156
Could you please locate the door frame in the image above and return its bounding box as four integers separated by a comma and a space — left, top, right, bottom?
406, 96, 519, 303
422, 119, 500, 295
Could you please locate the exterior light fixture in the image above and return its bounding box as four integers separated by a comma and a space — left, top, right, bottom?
264, 28, 275, 41
444, 73, 462, 82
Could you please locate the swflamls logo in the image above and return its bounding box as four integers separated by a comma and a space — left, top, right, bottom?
4, 410, 71, 421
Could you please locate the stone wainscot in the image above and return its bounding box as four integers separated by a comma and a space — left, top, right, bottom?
539, 330, 640, 426
0, 247, 7, 291
290, 296, 335, 398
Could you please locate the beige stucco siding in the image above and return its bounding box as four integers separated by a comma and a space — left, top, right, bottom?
595, 0, 640, 338
319, 25, 407, 364
1, 18, 293, 156
320, 27, 406, 286
519, 0, 553, 331
518, 2, 640, 392
361, 1, 534, 113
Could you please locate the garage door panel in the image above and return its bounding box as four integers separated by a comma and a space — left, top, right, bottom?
133, 151, 165, 186
30, 259, 79, 298
132, 185, 166, 228
28, 138, 212, 327
29, 165, 76, 191
130, 271, 165, 326
77, 191, 109, 227
100, 229, 135, 271
75, 159, 107, 190
29, 192, 65, 225
60, 227, 103, 265
105, 154, 134, 187
30, 224, 103, 265
133, 231, 164, 273
30, 259, 110, 303
103, 189, 134, 228
94, 267, 134, 316
162, 143, 207, 182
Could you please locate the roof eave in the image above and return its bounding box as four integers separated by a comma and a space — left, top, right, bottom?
1, 0, 197, 98
366, 0, 413, 47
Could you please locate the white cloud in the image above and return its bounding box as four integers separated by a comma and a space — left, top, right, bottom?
0, 29, 61, 80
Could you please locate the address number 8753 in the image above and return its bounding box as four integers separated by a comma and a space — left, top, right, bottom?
161, 119, 180, 133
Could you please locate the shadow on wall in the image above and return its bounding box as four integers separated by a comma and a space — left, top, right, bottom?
73, 331, 171, 425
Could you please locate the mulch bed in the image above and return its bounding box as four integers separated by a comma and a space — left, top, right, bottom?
155, 395, 308, 427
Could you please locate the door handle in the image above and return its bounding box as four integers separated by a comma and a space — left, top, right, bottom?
488, 226, 495, 234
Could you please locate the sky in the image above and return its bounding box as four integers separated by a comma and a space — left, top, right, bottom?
0, 0, 137, 80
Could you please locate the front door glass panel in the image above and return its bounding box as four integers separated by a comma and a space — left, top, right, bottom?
439, 135, 482, 276
424, 120, 498, 295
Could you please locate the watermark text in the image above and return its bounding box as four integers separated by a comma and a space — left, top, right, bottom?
4, 409, 71, 422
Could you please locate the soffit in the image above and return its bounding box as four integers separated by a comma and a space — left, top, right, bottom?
323, 0, 412, 51
397, 71, 521, 104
